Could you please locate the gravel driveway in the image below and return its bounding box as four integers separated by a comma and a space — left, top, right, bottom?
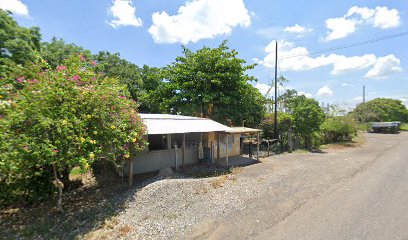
85, 132, 406, 239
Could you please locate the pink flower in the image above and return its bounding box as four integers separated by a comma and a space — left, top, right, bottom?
91, 77, 97, 81
53, 149, 59, 153
80, 55, 86, 61
72, 75, 80, 81
16, 77, 24, 83
101, 95, 107, 100
91, 61, 97, 66
57, 66, 67, 71
27, 79, 39, 84
119, 95, 126, 99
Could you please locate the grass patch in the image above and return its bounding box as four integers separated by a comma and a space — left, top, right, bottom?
400, 123, 408, 131
292, 149, 309, 154
320, 134, 366, 150
69, 167, 83, 180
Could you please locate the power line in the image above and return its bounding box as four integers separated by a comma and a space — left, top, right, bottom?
280, 30, 408, 59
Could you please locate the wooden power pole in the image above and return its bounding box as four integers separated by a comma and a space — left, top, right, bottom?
273, 41, 278, 140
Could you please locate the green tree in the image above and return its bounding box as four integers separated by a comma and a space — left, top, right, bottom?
41, 37, 90, 69
93, 52, 163, 113
291, 96, 325, 148
321, 116, 358, 143
351, 98, 408, 123
159, 40, 265, 126
278, 89, 301, 113
0, 56, 146, 207
260, 112, 294, 139
137, 65, 163, 113
0, 9, 42, 80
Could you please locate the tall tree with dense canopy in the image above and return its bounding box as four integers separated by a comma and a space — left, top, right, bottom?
41, 37, 90, 69
93, 52, 163, 113
158, 40, 266, 126
351, 98, 408, 123
0, 9, 42, 80
0, 10, 42, 65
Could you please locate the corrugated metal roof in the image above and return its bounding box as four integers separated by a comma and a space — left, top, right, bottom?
140, 114, 233, 134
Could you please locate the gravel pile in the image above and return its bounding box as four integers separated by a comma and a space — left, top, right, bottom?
91, 163, 264, 239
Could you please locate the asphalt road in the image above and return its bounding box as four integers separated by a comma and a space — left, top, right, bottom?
257, 133, 408, 240
185, 133, 408, 240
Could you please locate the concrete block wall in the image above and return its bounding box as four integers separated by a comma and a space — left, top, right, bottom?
124, 147, 199, 175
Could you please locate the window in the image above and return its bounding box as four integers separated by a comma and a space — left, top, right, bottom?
148, 134, 168, 151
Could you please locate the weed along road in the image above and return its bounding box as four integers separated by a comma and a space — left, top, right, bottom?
184, 133, 408, 240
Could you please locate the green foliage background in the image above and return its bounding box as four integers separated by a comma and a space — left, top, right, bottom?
351, 98, 408, 123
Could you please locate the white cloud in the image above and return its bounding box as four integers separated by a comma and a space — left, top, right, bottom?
0, 0, 29, 17
325, 17, 356, 41
364, 54, 402, 79
329, 54, 377, 75
284, 24, 307, 33
298, 91, 313, 98
352, 96, 363, 102
254, 83, 288, 97
401, 98, 408, 107
317, 86, 333, 97
341, 83, 354, 87
148, 0, 251, 44
261, 40, 402, 79
372, 6, 400, 29
108, 0, 142, 28
325, 6, 401, 41
255, 83, 312, 99
254, 83, 271, 96
252, 58, 264, 65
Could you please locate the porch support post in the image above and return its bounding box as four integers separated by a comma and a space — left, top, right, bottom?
225, 134, 229, 167
167, 134, 172, 149
128, 143, 135, 187
182, 133, 186, 171
256, 133, 260, 161
217, 132, 221, 165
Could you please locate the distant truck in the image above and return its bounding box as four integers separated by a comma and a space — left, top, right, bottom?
369, 122, 401, 134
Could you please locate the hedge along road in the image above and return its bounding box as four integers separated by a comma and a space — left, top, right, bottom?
183, 132, 408, 240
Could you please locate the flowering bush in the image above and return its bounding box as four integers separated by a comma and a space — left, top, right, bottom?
0, 56, 146, 206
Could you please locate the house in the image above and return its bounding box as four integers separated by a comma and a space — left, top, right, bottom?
125, 114, 261, 180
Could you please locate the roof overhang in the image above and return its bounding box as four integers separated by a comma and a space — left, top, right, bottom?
227, 127, 262, 134
140, 114, 233, 135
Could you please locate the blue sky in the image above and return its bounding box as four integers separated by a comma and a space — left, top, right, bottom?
2, 0, 408, 109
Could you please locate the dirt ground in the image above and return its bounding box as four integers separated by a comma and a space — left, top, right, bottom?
1, 132, 403, 239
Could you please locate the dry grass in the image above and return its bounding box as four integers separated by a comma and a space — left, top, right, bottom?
210, 175, 229, 189
118, 225, 133, 237
320, 134, 366, 150
210, 166, 243, 189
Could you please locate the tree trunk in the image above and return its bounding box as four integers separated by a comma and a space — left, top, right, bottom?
52, 164, 65, 213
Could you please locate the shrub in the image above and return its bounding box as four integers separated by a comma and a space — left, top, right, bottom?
351, 98, 408, 123
259, 112, 294, 139
292, 98, 325, 149
320, 116, 358, 143
0, 56, 146, 207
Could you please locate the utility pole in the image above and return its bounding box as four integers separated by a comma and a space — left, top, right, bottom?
273, 41, 278, 140
363, 85, 366, 103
